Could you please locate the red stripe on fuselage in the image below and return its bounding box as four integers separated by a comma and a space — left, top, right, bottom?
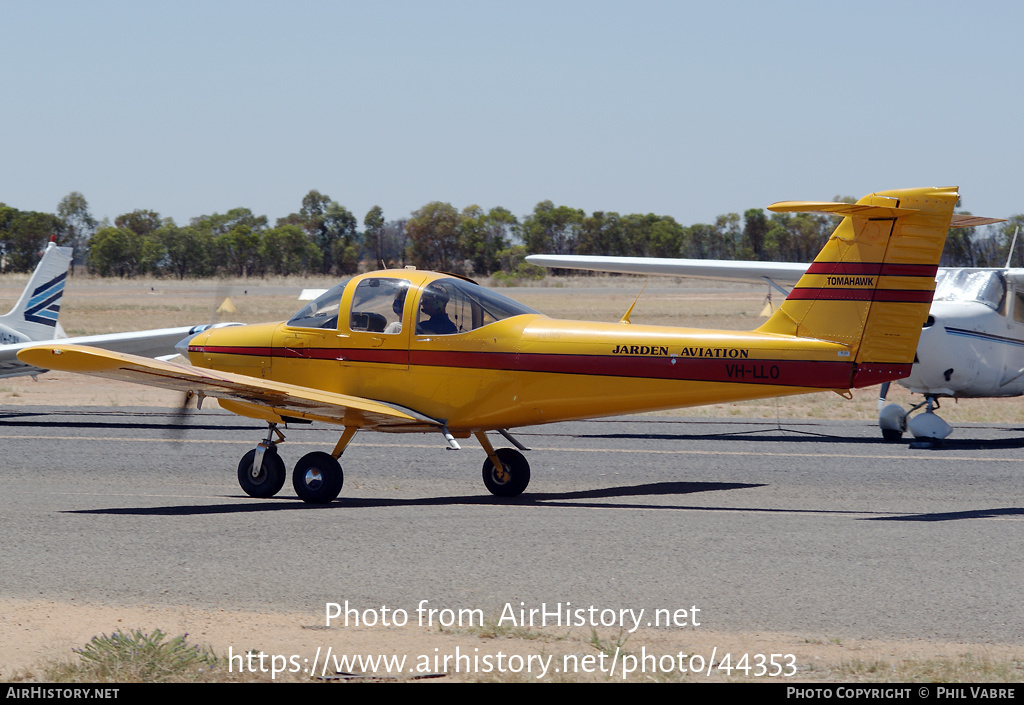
411, 350, 855, 388
197, 345, 858, 388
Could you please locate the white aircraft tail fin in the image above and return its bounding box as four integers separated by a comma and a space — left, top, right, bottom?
0, 240, 74, 342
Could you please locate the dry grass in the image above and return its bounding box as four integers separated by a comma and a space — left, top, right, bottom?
15, 619, 1024, 684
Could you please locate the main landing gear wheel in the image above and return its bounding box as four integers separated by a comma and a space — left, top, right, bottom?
482, 448, 530, 497
293, 451, 344, 504
878, 403, 907, 442
237, 448, 286, 498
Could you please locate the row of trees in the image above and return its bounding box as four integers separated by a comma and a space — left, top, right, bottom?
1, 191, 1021, 278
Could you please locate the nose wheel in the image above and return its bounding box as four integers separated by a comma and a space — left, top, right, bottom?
877, 388, 952, 445
237, 446, 286, 498
481, 447, 531, 497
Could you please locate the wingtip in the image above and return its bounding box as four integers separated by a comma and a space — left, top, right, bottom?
15, 344, 61, 368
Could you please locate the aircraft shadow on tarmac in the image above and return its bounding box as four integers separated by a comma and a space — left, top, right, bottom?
66, 480, 768, 516
862, 507, 1024, 522
61, 480, 1022, 522
576, 429, 1024, 450
0, 410, 256, 433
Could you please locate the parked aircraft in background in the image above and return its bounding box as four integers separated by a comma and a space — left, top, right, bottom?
22, 187, 956, 501
526, 211, 1008, 443
0, 239, 239, 379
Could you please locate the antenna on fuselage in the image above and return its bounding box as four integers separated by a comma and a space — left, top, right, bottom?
619, 281, 648, 325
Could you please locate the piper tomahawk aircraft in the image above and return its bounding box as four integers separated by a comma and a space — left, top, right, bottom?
1, 240, 239, 379
20, 186, 958, 503
526, 214, 1009, 443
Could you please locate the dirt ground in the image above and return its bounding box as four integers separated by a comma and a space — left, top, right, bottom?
3, 597, 1022, 683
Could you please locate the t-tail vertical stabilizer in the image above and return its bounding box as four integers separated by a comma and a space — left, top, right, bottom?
758, 186, 958, 388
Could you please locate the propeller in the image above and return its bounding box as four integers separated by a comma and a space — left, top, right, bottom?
166, 278, 236, 442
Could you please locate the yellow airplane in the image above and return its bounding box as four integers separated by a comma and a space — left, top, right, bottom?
18, 186, 958, 503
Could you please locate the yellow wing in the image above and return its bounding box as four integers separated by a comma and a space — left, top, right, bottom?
16, 344, 440, 431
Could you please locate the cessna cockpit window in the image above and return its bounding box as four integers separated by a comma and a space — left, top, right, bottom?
287, 281, 349, 329
349, 278, 409, 334
933, 270, 1005, 312
416, 277, 540, 335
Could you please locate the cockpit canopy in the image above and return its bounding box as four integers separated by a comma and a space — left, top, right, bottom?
288, 281, 348, 329
933, 270, 1006, 311
286, 275, 539, 334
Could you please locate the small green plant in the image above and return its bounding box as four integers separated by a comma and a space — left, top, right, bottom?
52, 628, 220, 682
588, 628, 630, 656
466, 615, 560, 641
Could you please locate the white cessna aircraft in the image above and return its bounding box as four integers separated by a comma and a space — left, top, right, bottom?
525, 212, 1010, 443
0, 240, 238, 379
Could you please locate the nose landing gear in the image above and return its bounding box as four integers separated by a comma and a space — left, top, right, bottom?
237, 424, 287, 497
877, 384, 952, 446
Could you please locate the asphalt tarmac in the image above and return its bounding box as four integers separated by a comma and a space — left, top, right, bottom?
1, 406, 1022, 643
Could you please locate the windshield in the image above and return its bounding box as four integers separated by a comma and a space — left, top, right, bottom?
287, 281, 349, 329
933, 270, 1005, 311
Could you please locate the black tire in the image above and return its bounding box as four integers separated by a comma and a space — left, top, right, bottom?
481, 448, 530, 497
881, 428, 904, 442
237, 447, 286, 498
293, 451, 344, 504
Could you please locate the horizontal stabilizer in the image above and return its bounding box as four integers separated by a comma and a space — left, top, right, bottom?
949, 214, 1006, 228
769, 200, 1004, 228
767, 201, 919, 219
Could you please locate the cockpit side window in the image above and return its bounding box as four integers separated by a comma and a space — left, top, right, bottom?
1013, 289, 1024, 325
349, 278, 409, 334
287, 281, 348, 329
415, 277, 539, 335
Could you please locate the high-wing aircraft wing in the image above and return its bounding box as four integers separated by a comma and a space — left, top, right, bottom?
524, 215, 1004, 289
16, 344, 441, 431
524, 254, 807, 289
